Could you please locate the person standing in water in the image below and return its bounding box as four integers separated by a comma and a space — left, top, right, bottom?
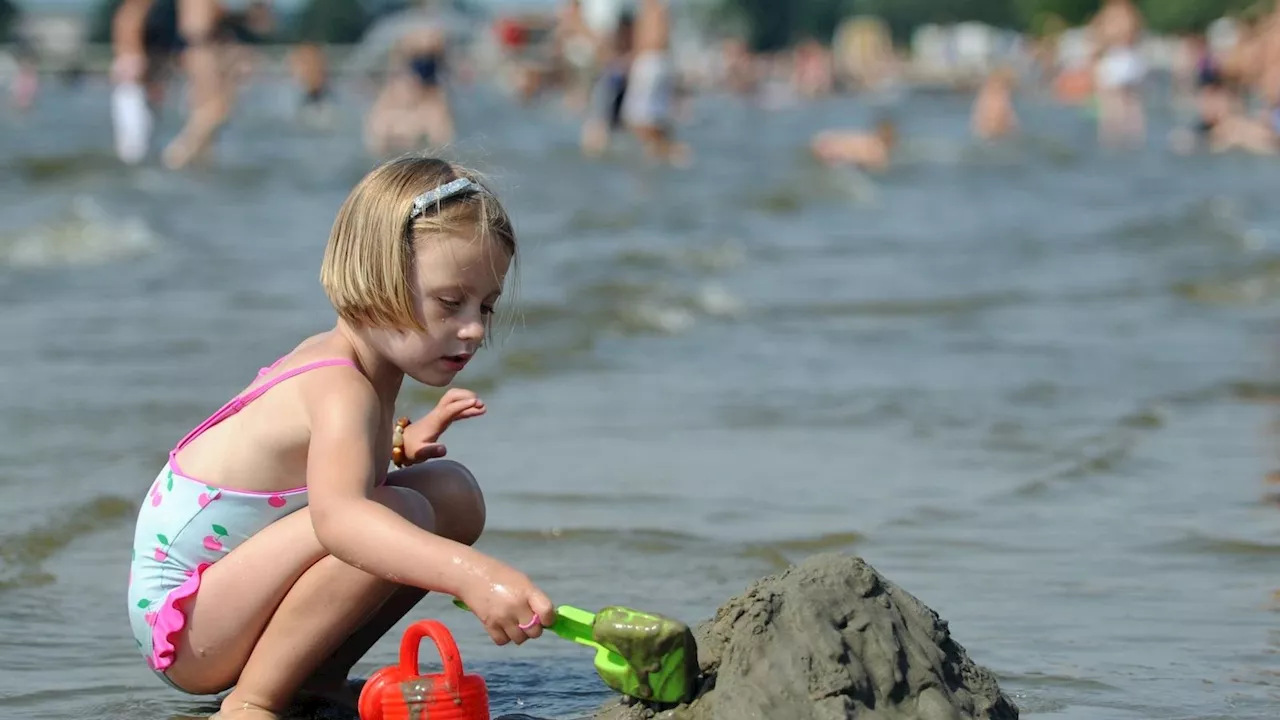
1089, 0, 1146, 147
163, 0, 240, 168
554, 0, 599, 114
971, 66, 1019, 140
288, 43, 331, 126
364, 24, 455, 156
621, 0, 688, 165
110, 0, 240, 168
289, 0, 373, 128
581, 10, 634, 158
110, 0, 180, 165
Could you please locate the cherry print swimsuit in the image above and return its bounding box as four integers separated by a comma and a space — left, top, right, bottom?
126, 356, 358, 684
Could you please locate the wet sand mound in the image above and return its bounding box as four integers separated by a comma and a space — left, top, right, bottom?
595, 553, 1018, 720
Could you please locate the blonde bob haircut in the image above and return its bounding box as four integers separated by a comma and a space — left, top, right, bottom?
320, 156, 517, 331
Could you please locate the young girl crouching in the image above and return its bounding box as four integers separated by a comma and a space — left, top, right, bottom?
126, 156, 554, 719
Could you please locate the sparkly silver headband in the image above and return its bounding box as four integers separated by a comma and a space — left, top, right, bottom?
409, 178, 481, 220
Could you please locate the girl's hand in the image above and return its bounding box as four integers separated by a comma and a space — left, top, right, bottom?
401, 388, 486, 463
459, 559, 556, 646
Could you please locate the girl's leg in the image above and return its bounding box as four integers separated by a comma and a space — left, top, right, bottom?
165, 485, 428, 696
166, 461, 485, 718
297, 461, 486, 700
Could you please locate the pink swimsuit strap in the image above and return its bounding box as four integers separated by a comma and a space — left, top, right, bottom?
169, 357, 359, 470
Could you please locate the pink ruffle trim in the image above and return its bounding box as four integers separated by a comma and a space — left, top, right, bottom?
147, 562, 212, 672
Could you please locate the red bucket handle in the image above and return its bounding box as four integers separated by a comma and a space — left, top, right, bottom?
399, 620, 465, 692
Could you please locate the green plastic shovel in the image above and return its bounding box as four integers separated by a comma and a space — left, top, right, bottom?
452, 599, 697, 704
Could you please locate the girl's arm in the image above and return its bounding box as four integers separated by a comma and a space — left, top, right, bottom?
303, 376, 487, 597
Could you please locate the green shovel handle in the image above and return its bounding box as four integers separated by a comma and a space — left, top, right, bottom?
451, 598, 597, 646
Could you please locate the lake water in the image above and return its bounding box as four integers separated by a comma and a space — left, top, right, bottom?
1, 74, 1278, 719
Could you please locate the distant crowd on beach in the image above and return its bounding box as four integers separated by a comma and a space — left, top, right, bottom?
809, 0, 1280, 171
2, 0, 1279, 172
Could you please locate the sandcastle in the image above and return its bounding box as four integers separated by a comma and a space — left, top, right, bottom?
590, 553, 1019, 720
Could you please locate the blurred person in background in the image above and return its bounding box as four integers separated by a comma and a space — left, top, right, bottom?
162, 0, 248, 168
1170, 36, 1277, 157
718, 37, 758, 97
621, 0, 689, 165
1051, 27, 1095, 106
289, 0, 376, 127
1260, 4, 1280, 134
365, 23, 455, 156
206, 1, 278, 112
810, 117, 897, 173
493, 13, 549, 104
0, 0, 37, 112
1170, 31, 1207, 111
1089, 0, 1147, 146
6, 33, 39, 113
581, 10, 633, 158
1220, 10, 1266, 109
792, 38, 832, 99
110, 0, 248, 168
1183, 11, 1280, 153
971, 65, 1019, 140
110, 0, 181, 165
554, 0, 599, 114
288, 43, 332, 126
832, 15, 896, 93
1029, 13, 1067, 85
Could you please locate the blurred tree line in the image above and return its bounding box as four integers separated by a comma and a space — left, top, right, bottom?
711, 0, 1268, 51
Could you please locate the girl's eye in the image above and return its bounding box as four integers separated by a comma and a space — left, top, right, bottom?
480, 305, 495, 316
437, 298, 462, 310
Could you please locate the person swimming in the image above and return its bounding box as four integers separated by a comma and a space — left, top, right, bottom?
810, 117, 897, 172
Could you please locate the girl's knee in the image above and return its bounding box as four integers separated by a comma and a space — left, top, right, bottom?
425, 461, 486, 545
371, 485, 437, 531
388, 460, 486, 545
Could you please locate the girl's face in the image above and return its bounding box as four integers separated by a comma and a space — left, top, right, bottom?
382, 233, 511, 387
